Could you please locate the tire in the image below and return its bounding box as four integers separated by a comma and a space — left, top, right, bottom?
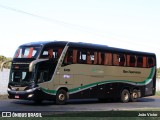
130, 89, 139, 102
121, 89, 130, 103
56, 89, 68, 105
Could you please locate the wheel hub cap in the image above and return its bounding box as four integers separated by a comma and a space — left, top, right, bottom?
59, 94, 65, 101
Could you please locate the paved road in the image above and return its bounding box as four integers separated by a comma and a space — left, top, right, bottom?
0, 97, 160, 112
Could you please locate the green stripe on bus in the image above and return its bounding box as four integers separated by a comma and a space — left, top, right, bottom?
69, 67, 155, 93
40, 87, 57, 95
41, 67, 155, 95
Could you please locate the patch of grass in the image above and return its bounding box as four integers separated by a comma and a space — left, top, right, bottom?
156, 91, 160, 96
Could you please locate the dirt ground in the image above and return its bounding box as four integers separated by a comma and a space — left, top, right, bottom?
0, 94, 8, 100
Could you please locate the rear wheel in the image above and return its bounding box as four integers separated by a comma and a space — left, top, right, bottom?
130, 89, 139, 102
56, 89, 68, 105
121, 89, 130, 103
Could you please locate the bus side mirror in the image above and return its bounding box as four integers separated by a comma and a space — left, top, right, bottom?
1, 60, 12, 72
29, 59, 49, 72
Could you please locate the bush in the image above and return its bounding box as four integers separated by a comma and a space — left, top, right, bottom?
0, 55, 12, 69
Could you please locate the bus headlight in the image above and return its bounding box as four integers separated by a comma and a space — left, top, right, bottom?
26, 89, 33, 93
28, 94, 34, 98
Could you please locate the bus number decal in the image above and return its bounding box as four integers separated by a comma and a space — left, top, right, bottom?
63, 75, 71, 79
64, 69, 70, 72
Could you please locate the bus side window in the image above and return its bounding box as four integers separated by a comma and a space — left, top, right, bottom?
48, 49, 53, 59
137, 56, 143, 67
81, 52, 87, 63
101, 53, 105, 65
97, 52, 104, 65
58, 48, 62, 58
86, 51, 95, 64
67, 50, 73, 64
90, 52, 95, 64
113, 53, 119, 66
142, 56, 147, 68
77, 51, 80, 63
127, 55, 130, 66
77, 51, 87, 64
87, 52, 91, 64
63, 49, 78, 64
119, 54, 125, 66
104, 53, 112, 65
147, 57, 154, 68
41, 50, 49, 58
98, 52, 102, 65
63, 50, 73, 64
40, 48, 59, 59
130, 55, 136, 67
64, 52, 68, 64
73, 50, 77, 64
94, 52, 97, 64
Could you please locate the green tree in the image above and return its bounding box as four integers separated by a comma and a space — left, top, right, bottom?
157, 67, 160, 78
0, 55, 12, 69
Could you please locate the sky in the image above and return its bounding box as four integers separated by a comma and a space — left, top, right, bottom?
0, 0, 160, 66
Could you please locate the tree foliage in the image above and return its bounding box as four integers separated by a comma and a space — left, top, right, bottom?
0, 55, 12, 69
157, 67, 160, 77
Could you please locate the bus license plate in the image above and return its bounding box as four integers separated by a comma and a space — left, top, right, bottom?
15, 95, 19, 99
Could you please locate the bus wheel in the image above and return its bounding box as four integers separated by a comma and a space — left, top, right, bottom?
56, 89, 67, 105
130, 89, 139, 102
121, 89, 130, 103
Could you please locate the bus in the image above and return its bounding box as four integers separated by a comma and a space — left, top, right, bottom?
1, 41, 156, 104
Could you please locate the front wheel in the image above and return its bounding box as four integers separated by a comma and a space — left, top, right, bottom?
56, 89, 68, 105
121, 89, 130, 103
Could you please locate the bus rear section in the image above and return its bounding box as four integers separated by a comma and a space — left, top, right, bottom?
56, 46, 156, 104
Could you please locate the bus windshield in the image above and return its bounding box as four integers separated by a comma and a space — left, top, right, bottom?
10, 70, 33, 84
14, 46, 41, 59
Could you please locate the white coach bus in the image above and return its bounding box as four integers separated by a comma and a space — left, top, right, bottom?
1, 41, 156, 104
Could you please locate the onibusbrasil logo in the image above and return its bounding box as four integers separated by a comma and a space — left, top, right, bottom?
1, 112, 42, 117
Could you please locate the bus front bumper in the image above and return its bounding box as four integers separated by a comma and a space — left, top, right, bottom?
7, 87, 41, 100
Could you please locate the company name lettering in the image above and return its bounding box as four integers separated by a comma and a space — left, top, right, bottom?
123, 70, 141, 74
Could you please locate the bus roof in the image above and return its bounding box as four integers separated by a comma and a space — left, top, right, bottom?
20, 41, 155, 56
20, 41, 68, 47
69, 42, 156, 56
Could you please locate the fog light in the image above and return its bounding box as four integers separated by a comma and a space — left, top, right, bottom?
28, 94, 34, 98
